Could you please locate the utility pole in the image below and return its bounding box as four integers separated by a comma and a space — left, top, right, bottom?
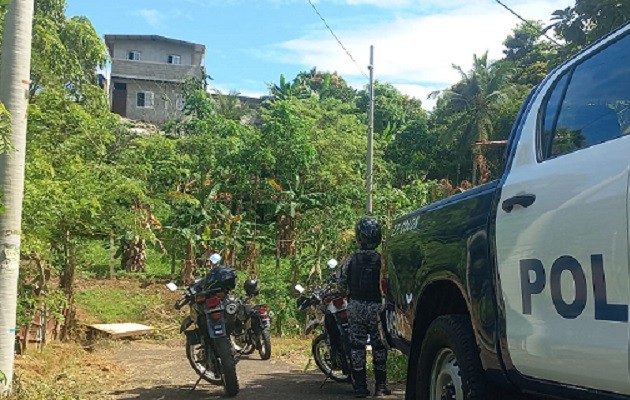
366, 45, 374, 215
0, 0, 34, 395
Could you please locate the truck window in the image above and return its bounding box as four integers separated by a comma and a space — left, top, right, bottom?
539, 32, 630, 160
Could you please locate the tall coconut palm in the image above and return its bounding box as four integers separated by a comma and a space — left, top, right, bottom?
0, 0, 34, 395
432, 52, 513, 184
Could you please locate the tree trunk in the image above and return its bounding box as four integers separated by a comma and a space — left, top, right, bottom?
276, 215, 297, 257
0, 0, 34, 394
59, 231, 76, 341
121, 235, 147, 273
181, 240, 196, 284
109, 233, 115, 279
241, 240, 257, 276
170, 238, 177, 278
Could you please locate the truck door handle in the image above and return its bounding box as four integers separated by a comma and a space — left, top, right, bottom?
502, 194, 536, 213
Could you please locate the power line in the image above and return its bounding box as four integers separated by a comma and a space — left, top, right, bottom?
493, 0, 561, 46
305, 0, 369, 80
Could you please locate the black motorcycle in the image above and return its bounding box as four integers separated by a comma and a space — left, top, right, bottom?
230, 295, 272, 360
168, 254, 240, 397
295, 259, 352, 384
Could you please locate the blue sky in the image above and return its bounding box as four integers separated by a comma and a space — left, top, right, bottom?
67, 0, 573, 109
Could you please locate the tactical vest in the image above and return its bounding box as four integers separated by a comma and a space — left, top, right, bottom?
349, 251, 382, 302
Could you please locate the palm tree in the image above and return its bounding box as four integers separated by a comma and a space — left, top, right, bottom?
0, 0, 35, 394
432, 52, 513, 184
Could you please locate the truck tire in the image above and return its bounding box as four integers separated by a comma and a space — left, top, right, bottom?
416, 315, 487, 400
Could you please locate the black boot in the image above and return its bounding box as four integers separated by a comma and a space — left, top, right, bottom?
352, 369, 370, 398
374, 370, 392, 396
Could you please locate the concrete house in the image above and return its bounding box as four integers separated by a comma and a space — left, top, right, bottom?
105, 34, 206, 125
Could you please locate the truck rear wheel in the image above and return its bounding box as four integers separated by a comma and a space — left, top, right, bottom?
416, 315, 487, 400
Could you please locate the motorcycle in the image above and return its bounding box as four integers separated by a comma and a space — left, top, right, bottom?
295, 259, 352, 384
167, 253, 240, 397
230, 294, 272, 360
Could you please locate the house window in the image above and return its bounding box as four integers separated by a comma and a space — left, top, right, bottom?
168, 54, 181, 65
136, 91, 154, 109
176, 94, 185, 111
128, 51, 141, 61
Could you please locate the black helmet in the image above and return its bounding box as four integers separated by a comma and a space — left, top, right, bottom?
244, 279, 260, 296
206, 265, 237, 291
355, 217, 381, 250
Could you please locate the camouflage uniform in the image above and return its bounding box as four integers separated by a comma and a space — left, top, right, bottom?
347, 299, 387, 373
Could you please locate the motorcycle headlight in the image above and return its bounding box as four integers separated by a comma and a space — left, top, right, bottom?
226, 303, 238, 315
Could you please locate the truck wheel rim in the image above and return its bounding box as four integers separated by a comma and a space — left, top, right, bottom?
429, 348, 463, 400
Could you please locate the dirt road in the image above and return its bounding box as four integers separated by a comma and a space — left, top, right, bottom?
108, 340, 405, 400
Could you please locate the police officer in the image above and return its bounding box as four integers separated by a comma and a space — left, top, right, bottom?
339, 217, 391, 398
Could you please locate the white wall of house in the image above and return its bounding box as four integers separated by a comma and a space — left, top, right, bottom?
112, 79, 186, 125
110, 39, 201, 65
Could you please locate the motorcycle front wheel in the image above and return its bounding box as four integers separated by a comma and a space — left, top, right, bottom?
214, 336, 240, 397
185, 339, 222, 385
312, 333, 351, 382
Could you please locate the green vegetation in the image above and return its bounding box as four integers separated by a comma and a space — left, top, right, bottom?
75, 288, 161, 325
1, 0, 628, 394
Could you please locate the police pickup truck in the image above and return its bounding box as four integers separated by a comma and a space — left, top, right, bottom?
383, 22, 630, 400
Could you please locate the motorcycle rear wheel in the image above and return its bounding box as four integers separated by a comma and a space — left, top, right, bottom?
259, 329, 272, 360
231, 334, 255, 355
185, 339, 222, 385
215, 336, 240, 397
312, 333, 351, 382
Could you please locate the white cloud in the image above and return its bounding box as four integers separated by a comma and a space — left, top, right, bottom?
138, 9, 165, 28
268, 0, 573, 109
392, 83, 442, 109
210, 83, 267, 99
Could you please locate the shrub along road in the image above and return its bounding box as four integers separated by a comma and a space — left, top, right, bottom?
107, 340, 405, 399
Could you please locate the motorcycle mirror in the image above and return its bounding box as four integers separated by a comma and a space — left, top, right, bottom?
327, 259, 338, 269
166, 282, 178, 292
295, 284, 305, 294
209, 253, 222, 265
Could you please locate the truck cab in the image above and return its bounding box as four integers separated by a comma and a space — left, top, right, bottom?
384, 21, 630, 400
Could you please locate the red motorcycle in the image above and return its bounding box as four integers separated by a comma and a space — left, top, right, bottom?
296, 259, 352, 383
167, 254, 240, 397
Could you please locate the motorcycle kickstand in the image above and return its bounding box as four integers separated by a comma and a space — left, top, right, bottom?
189, 374, 204, 393
319, 373, 331, 389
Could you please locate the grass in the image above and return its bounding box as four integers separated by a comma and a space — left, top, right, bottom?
74, 277, 183, 338
272, 336, 314, 370
7, 342, 120, 400
369, 350, 408, 383
76, 287, 159, 323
